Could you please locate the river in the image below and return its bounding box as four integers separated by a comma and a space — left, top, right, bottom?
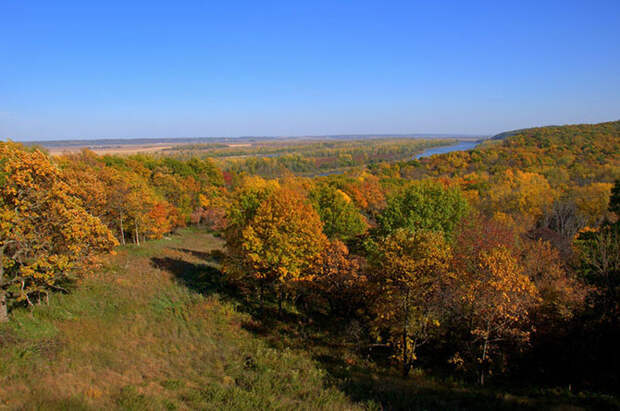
312, 140, 481, 176
413, 140, 480, 160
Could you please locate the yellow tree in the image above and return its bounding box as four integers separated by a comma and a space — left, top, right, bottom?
0, 143, 117, 321
455, 246, 538, 385
572, 182, 614, 226
151, 170, 194, 219
103, 168, 134, 245
124, 176, 158, 245
235, 186, 327, 311
224, 176, 280, 255
56, 150, 109, 221
487, 169, 556, 224
371, 228, 451, 376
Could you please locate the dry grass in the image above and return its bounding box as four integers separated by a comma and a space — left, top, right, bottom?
0, 228, 362, 410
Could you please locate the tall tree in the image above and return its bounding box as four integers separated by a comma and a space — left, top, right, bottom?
454, 245, 538, 384
371, 228, 451, 376
227, 185, 327, 310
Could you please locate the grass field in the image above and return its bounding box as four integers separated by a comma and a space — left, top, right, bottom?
0, 228, 616, 410
0, 229, 361, 410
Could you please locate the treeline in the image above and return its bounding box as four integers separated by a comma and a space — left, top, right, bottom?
0, 143, 230, 321
1, 120, 618, 393
166, 138, 456, 178
56, 150, 228, 243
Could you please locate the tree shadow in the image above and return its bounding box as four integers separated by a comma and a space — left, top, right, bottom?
237, 305, 587, 410
151, 250, 603, 410
316, 357, 537, 410
151, 257, 225, 295
170, 247, 225, 264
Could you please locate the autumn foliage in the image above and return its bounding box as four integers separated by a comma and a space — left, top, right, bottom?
1, 120, 618, 393
0, 143, 117, 321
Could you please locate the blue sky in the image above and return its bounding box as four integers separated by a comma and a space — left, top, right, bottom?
1, 1, 619, 141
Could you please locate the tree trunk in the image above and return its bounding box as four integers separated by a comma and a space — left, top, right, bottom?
0, 245, 7, 323
402, 288, 410, 377
327, 298, 335, 316
119, 212, 126, 245
0, 290, 7, 323
480, 321, 490, 386
278, 291, 283, 316
134, 221, 140, 246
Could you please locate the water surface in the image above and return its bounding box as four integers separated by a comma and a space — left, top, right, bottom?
413, 140, 480, 160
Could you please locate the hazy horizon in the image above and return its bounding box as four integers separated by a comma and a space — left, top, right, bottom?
12, 132, 489, 144
9, 118, 618, 144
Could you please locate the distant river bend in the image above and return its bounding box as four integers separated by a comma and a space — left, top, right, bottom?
413, 140, 480, 160
314, 140, 481, 177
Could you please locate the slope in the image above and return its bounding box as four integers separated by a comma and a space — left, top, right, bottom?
0, 228, 360, 410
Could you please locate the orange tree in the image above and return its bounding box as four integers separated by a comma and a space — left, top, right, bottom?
57, 150, 174, 244
304, 239, 367, 318
0, 143, 117, 322
452, 245, 538, 385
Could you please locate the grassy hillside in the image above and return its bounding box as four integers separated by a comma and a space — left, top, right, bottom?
1, 228, 616, 410
0, 229, 360, 410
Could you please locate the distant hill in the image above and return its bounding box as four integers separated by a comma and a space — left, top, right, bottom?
497, 120, 620, 150
490, 120, 620, 140
490, 128, 527, 140
410, 119, 620, 185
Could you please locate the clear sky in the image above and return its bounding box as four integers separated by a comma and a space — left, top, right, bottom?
1, 1, 619, 141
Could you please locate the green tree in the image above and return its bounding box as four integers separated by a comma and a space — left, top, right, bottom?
574, 188, 620, 325
309, 184, 368, 241
377, 180, 468, 236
